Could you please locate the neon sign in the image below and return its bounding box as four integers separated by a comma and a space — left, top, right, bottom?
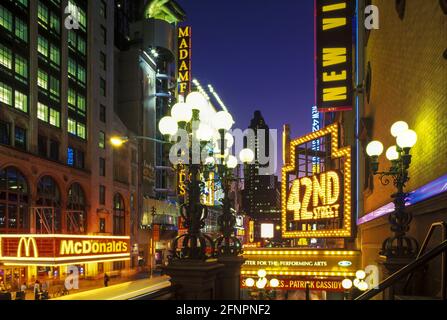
0, 235, 130, 265
282, 123, 352, 238
178, 26, 192, 95
316, 0, 354, 112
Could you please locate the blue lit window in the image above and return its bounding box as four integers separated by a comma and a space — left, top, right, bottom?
67, 147, 74, 166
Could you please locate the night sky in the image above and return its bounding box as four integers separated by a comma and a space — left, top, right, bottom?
177, 0, 316, 174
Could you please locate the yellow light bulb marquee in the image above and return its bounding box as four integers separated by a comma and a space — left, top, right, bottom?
282, 122, 352, 238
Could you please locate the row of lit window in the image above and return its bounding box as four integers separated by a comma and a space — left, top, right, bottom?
68, 87, 86, 116
37, 69, 60, 101
68, 57, 86, 85
0, 5, 28, 43
68, 30, 87, 56
0, 81, 27, 113
0, 43, 28, 84
37, 1, 61, 35
37, 35, 60, 68
68, 118, 86, 140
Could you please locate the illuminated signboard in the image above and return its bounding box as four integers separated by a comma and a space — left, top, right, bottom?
316, 0, 354, 112
178, 26, 192, 95
242, 248, 360, 277
248, 220, 255, 243
0, 235, 130, 266
261, 224, 274, 239
282, 123, 352, 238
241, 278, 345, 292
201, 172, 215, 206
177, 166, 187, 197
311, 106, 321, 173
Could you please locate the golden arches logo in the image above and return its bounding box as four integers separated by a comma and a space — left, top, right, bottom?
17, 237, 39, 258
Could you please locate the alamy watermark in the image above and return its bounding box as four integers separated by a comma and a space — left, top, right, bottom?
168, 125, 278, 176
64, 4, 80, 30
365, 5, 380, 30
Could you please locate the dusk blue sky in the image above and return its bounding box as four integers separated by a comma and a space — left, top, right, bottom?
177, 0, 316, 173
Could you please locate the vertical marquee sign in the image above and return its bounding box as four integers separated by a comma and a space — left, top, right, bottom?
282, 123, 352, 238
316, 0, 354, 112
178, 26, 192, 96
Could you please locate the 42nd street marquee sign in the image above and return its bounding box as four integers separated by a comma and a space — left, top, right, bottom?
282, 123, 352, 238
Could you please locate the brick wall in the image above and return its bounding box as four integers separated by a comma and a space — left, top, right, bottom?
363, 0, 447, 214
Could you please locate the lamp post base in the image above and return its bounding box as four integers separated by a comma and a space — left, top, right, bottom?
378, 255, 419, 299
163, 260, 224, 300
216, 255, 246, 300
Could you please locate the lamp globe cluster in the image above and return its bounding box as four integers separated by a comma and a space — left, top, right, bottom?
366, 121, 418, 161
158, 91, 256, 169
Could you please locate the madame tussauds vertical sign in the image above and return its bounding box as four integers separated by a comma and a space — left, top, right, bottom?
178, 26, 192, 95
316, 0, 354, 112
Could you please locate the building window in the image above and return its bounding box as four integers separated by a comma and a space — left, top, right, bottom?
99, 185, 106, 205
100, 104, 106, 122
0, 167, 29, 232
14, 55, 28, 81
113, 194, 125, 235
49, 139, 59, 161
49, 76, 60, 98
100, 78, 106, 97
14, 126, 26, 150
68, 118, 85, 139
0, 120, 10, 145
99, 131, 105, 149
0, 44, 12, 69
38, 103, 49, 122
0, 5, 13, 32
67, 183, 86, 233
49, 13, 60, 34
77, 37, 86, 55
15, 18, 28, 42
14, 91, 28, 112
99, 219, 106, 233
100, 25, 107, 45
37, 69, 48, 90
37, 2, 49, 26
68, 58, 76, 78
36, 175, 61, 232
100, 0, 107, 19
77, 123, 86, 139
100, 52, 106, 71
99, 157, 106, 177
113, 261, 124, 271
38, 135, 47, 157
38, 103, 60, 127
50, 44, 60, 66
0, 82, 12, 106
67, 147, 85, 169
37, 36, 49, 57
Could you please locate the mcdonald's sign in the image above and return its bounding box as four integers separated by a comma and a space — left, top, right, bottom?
17, 237, 39, 258
0, 235, 131, 266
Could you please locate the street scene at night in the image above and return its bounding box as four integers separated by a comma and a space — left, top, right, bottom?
0, 0, 446, 312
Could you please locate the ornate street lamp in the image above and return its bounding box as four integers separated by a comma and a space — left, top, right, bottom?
159, 94, 217, 260
245, 269, 279, 300
366, 121, 419, 260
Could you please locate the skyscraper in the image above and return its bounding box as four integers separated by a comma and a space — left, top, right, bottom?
242, 111, 281, 244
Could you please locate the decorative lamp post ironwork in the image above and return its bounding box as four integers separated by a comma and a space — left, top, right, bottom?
366, 121, 419, 260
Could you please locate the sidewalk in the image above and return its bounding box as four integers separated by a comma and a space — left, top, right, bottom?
21, 270, 154, 300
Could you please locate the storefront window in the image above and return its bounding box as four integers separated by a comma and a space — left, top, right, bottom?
0, 167, 29, 232
67, 183, 86, 234
113, 193, 125, 235
36, 176, 61, 232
